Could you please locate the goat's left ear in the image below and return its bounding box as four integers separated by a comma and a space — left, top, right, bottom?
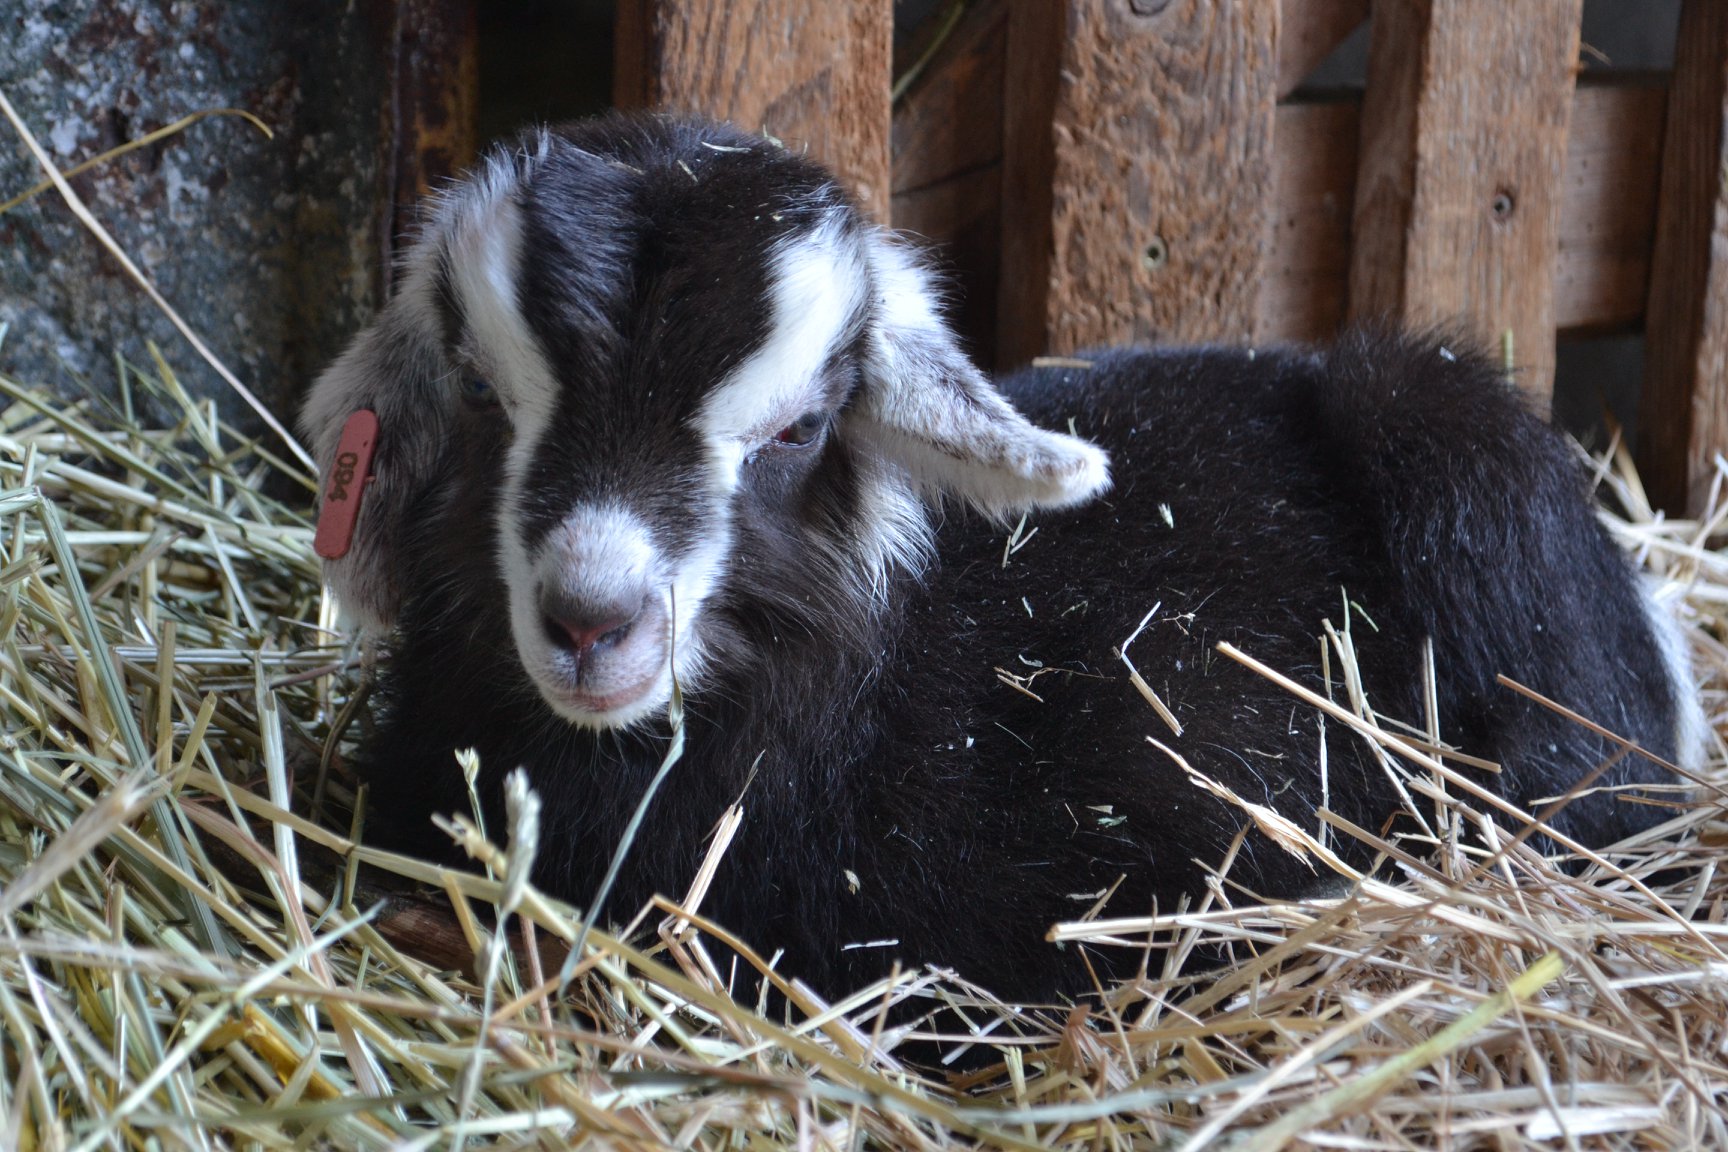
847, 233, 1109, 517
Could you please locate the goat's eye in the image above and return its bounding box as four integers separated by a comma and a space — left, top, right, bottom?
460, 375, 499, 407
772, 411, 827, 447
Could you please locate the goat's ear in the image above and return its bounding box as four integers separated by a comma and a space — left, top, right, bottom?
848, 234, 1109, 517
299, 303, 457, 631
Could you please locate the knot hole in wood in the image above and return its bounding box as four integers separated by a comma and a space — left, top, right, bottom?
1141, 235, 1170, 272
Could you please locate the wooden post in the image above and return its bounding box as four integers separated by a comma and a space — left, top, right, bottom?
380, 0, 479, 286
1639, 0, 1728, 516
1348, 0, 1583, 403
998, 0, 1280, 366
615, 0, 892, 220
1555, 82, 1667, 335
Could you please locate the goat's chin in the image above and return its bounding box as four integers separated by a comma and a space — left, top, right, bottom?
536, 668, 672, 730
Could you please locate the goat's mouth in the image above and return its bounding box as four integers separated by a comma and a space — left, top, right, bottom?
524, 647, 672, 727
517, 590, 676, 728
545, 668, 668, 727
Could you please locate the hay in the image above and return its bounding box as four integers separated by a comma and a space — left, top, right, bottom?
0, 339, 1725, 1150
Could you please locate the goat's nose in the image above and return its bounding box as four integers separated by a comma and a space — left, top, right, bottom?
539, 588, 648, 658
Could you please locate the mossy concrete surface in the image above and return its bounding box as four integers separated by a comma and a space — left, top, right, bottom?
0, 0, 389, 433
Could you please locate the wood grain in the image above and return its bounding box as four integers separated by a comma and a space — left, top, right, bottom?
1349, 0, 1584, 402
1258, 101, 1359, 342
891, 1, 1009, 366
1255, 82, 1665, 344
894, 164, 1003, 365
892, 1, 1007, 196
1278, 0, 1368, 98
615, 0, 892, 218
997, 0, 1067, 366
1001, 0, 1281, 364
381, 0, 479, 279
1640, 0, 1728, 515
1554, 80, 1666, 336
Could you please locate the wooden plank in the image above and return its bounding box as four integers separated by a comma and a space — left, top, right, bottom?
1256, 81, 1665, 344
893, 165, 1003, 365
1278, 0, 1368, 98
1000, 0, 1281, 364
1555, 80, 1666, 334
997, 0, 1067, 367
1349, 0, 1584, 402
890, 1, 1009, 366
891, 0, 1007, 196
1257, 101, 1358, 342
1640, 0, 1728, 515
381, 0, 479, 278
614, 0, 892, 219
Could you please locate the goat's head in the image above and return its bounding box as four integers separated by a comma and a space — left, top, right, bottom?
302, 116, 1109, 729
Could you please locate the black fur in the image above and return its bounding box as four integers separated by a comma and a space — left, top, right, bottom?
361, 344, 1678, 1005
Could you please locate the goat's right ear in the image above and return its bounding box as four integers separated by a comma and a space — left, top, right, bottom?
300, 307, 457, 631
848, 233, 1109, 518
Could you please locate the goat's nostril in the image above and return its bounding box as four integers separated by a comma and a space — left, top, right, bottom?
543, 612, 634, 656
537, 583, 656, 661
593, 618, 632, 651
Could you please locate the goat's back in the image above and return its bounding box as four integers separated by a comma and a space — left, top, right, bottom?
830, 332, 1685, 997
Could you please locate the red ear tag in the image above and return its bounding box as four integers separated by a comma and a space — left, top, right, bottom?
313, 409, 379, 560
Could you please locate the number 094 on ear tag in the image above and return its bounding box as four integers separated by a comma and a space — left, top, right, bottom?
313, 409, 378, 560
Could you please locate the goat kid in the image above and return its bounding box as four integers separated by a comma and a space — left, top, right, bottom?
303, 115, 1700, 1003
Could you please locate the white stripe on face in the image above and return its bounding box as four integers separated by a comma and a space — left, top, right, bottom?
694, 213, 868, 488
445, 192, 561, 467
437, 180, 577, 671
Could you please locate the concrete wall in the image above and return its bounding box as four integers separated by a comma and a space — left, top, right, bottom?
0, 0, 387, 434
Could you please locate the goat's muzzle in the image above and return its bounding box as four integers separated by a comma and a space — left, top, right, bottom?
535, 580, 669, 717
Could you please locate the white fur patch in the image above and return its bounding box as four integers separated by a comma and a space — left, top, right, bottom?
695, 212, 868, 484
446, 194, 561, 467
1638, 574, 1708, 774
301, 139, 556, 633
431, 169, 590, 685
505, 499, 735, 728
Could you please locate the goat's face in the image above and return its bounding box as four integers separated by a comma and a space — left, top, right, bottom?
303, 116, 1109, 729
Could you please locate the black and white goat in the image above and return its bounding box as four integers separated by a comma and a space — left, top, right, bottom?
303, 115, 1701, 1002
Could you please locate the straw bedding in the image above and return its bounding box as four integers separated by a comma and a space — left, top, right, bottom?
0, 336, 1724, 1148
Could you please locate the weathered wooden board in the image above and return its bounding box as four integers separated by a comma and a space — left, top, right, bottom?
891, 0, 1009, 364
997, 0, 1066, 367
1349, 0, 1584, 402
1278, 0, 1367, 98
382, 0, 480, 277
616, 0, 892, 219
894, 164, 1003, 364
1640, 0, 1728, 515
892, 0, 1007, 197
1255, 81, 1666, 344
1257, 100, 1358, 342
1554, 80, 1666, 336
889, 1, 1660, 362
999, 0, 1281, 365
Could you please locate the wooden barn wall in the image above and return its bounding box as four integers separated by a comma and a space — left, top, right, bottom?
615, 0, 1715, 511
